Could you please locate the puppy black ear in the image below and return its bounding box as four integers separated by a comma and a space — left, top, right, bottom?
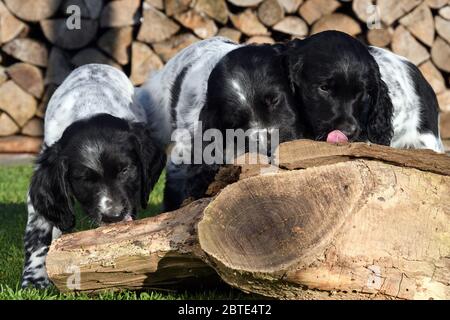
367, 77, 394, 146
29, 144, 75, 231
130, 123, 167, 209
285, 39, 306, 94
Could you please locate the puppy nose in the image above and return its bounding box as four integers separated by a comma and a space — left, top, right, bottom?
340, 124, 358, 138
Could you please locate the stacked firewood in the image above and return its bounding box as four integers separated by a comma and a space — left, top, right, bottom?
0, 0, 449, 153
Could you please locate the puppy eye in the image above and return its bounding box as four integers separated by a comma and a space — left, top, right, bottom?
265, 94, 280, 107
319, 84, 330, 92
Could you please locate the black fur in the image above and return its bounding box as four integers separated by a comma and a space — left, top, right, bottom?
286, 31, 394, 145
29, 114, 166, 228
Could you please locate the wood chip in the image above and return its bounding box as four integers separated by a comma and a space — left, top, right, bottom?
367, 27, 394, 47
278, 0, 303, 13
228, 0, 264, 7
22, 117, 44, 137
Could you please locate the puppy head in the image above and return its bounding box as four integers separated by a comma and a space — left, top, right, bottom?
287, 31, 393, 145
202, 44, 300, 147
29, 114, 166, 230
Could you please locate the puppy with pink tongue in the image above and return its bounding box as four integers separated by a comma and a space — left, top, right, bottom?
326, 130, 349, 144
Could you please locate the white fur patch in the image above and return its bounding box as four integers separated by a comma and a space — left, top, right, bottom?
370, 47, 444, 153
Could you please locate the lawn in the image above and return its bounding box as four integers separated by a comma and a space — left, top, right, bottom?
0, 164, 249, 300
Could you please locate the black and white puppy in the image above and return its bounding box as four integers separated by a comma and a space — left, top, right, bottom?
138, 37, 301, 210
286, 31, 444, 152
22, 64, 166, 288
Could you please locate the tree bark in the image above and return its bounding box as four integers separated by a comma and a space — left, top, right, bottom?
46, 141, 450, 299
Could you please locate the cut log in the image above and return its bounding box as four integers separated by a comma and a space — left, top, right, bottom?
46, 141, 450, 300
0, 66, 8, 86
399, 3, 435, 47
100, 0, 141, 27
61, 0, 104, 19
165, 0, 192, 16
278, 0, 303, 13
152, 33, 200, 62
431, 37, 450, 73
130, 42, 164, 86
246, 36, 275, 44
21, 117, 44, 137
71, 48, 121, 70
217, 28, 242, 43
367, 27, 393, 48
257, 0, 285, 27
230, 9, 269, 36
441, 112, 450, 139
0, 80, 37, 126
146, 0, 164, 10
352, 0, 374, 23
419, 60, 446, 95
97, 27, 133, 65
438, 90, 450, 113
4, 0, 62, 22
273, 16, 308, 38
392, 25, 430, 66
436, 15, 450, 44
7, 63, 44, 99
440, 6, 450, 20
45, 47, 73, 86
2, 39, 48, 67
311, 14, 361, 37
137, 4, 180, 44
299, 0, 341, 25
228, 0, 264, 7
377, 0, 421, 26
194, 0, 229, 25
36, 85, 57, 118
174, 10, 218, 39
0, 135, 42, 153
0, 2, 28, 44
426, 0, 448, 9
0, 112, 19, 136
40, 19, 98, 50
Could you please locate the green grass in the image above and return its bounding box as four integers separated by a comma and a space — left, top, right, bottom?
0, 165, 250, 300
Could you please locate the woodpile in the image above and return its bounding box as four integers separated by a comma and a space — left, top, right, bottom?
0, 0, 449, 153
46, 140, 450, 299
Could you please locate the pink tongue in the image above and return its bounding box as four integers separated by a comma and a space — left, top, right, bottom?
326, 130, 349, 144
